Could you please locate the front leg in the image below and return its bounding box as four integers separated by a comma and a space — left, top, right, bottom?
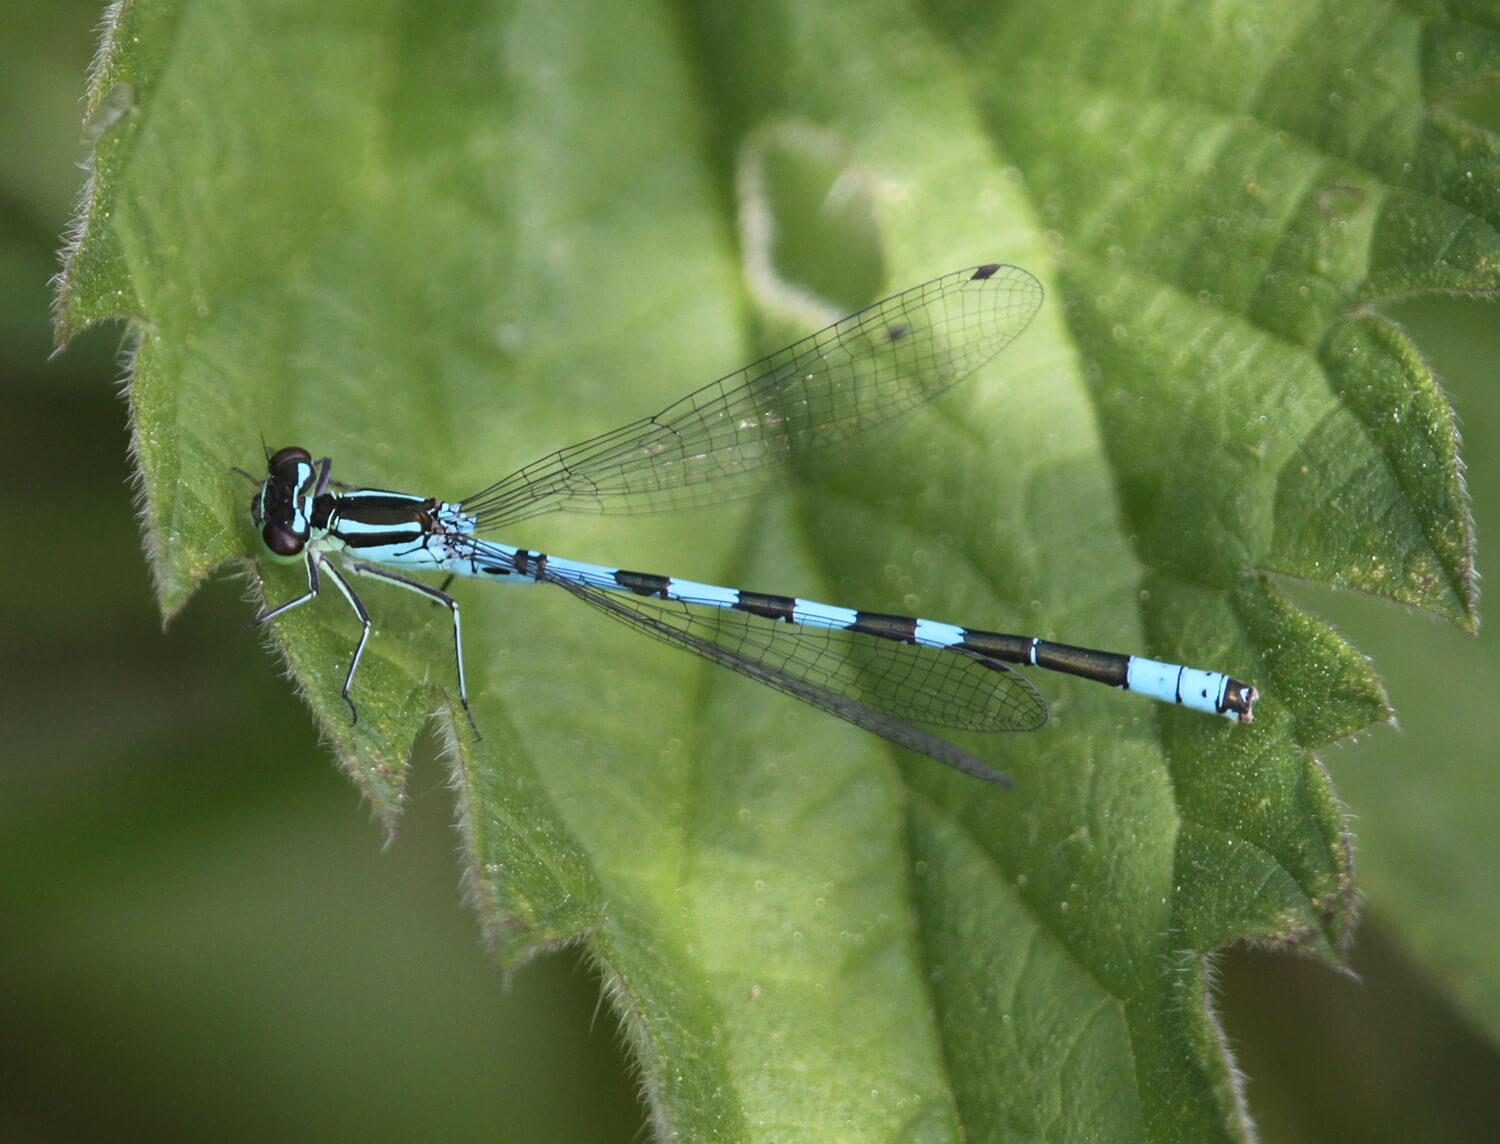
252, 550, 323, 627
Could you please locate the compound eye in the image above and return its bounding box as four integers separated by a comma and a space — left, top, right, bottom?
263, 522, 306, 557
268, 445, 312, 470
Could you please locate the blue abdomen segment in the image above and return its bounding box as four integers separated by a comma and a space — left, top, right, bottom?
1124, 657, 1238, 719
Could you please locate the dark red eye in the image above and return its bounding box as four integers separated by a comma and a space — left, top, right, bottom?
263, 523, 305, 557
269, 445, 312, 470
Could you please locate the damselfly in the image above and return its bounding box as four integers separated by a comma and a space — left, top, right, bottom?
249, 264, 1256, 785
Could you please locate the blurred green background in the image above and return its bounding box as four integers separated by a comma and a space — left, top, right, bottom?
4, 4, 1498, 1141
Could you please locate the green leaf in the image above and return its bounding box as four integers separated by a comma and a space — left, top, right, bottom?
56, 0, 1488, 1138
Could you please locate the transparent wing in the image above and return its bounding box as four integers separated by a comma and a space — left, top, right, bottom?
463, 264, 1042, 530
545, 570, 1048, 785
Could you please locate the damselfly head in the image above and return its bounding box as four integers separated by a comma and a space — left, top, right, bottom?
254, 446, 317, 559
